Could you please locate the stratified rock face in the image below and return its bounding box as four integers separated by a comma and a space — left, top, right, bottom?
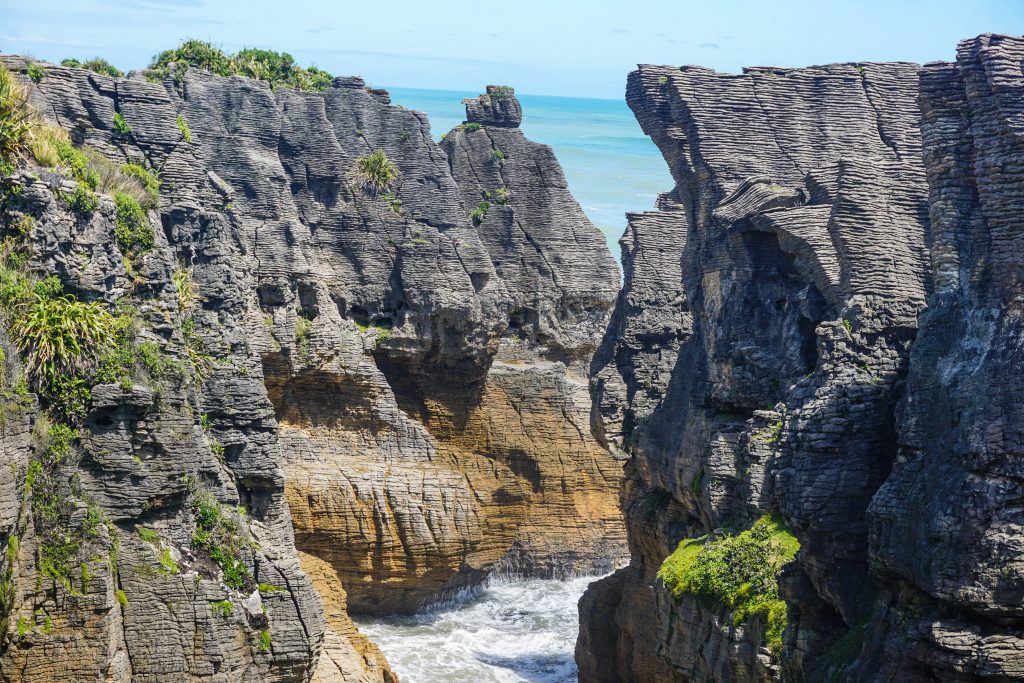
579, 59, 934, 681
0, 56, 623, 678
860, 34, 1024, 682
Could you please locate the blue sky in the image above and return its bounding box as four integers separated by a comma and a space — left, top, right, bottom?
1, 0, 1021, 98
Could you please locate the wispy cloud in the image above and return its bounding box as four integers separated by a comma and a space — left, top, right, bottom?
301, 46, 542, 72
699, 42, 720, 49
0, 34, 94, 47
611, 28, 628, 34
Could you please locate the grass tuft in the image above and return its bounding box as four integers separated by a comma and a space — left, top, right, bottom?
354, 150, 398, 195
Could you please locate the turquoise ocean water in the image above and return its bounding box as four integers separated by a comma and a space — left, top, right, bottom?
387, 87, 671, 261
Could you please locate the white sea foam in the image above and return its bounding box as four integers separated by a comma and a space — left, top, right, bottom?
355, 574, 604, 683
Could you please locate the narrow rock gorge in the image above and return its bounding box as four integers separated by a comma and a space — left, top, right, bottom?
0, 54, 624, 681
578, 33, 1024, 683
0, 29, 1022, 683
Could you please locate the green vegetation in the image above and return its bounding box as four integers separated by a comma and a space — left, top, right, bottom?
119, 163, 160, 209
294, 315, 312, 361
490, 149, 506, 161
173, 263, 198, 312
148, 40, 334, 91
26, 63, 45, 84
61, 58, 123, 78
752, 419, 784, 445
658, 514, 799, 657
23, 121, 156, 213
114, 192, 154, 257
63, 185, 100, 214
209, 438, 225, 462
17, 615, 29, 640
157, 547, 179, 575
0, 67, 32, 176
136, 526, 160, 543
659, 75, 670, 86
9, 289, 116, 399
257, 583, 283, 593
115, 588, 128, 606
94, 316, 185, 390
690, 467, 705, 494
181, 316, 212, 381
354, 149, 398, 195
29, 420, 104, 590
489, 86, 514, 99
356, 321, 390, 344
494, 187, 510, 205
191, 485, 252, 590
113, 112, 131, 136
842, 318, 853, 334
176, 114, 192, 143
258, 628, 272, 652
211, 599, 234, 617
464, 122, 482, 132
80, 562, 91, 593
469, 201, 489, 224
382, 192, 402, 215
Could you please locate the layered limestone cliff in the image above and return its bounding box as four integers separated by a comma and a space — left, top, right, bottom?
0, 56, 623, 680
580, 34, 1024, 683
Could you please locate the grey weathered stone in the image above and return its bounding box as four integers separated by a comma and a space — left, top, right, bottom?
0, 57, 624, 680
578, 33, 1024, 683
578, 57, 934, 682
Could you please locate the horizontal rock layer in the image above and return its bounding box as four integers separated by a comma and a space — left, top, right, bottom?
0, 57, 624, 680
578, 33, 1024, 683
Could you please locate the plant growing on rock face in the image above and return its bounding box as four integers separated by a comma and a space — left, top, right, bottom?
113, 112, 131, 136
211, 599, 234, 617
119, 163, 161, 209
63, 185, 100, 215
10, 291, 117, 393
294, 315, 312, 361
382, 192, 402, 215
495, 187, 510, 205
173, 263, 198, 312
464, 122, 482, 132
658, 513, 799, 657
25, 63, 45, 84
114, 192, 154, 257
469, 201, 489, 225
490, 149, 506, 162
0, 67, 32, 175
354, 149, 398, 195
176, 114, 192, 143
190, 484, 252, 590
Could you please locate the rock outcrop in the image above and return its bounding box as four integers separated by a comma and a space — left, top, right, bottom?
579, 34, 1024, 683
0, 56, 624, 680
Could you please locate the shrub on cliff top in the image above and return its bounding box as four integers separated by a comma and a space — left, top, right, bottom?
148, 39, 334, 91
60, 58, 123, 78
658, 513, 799, 656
